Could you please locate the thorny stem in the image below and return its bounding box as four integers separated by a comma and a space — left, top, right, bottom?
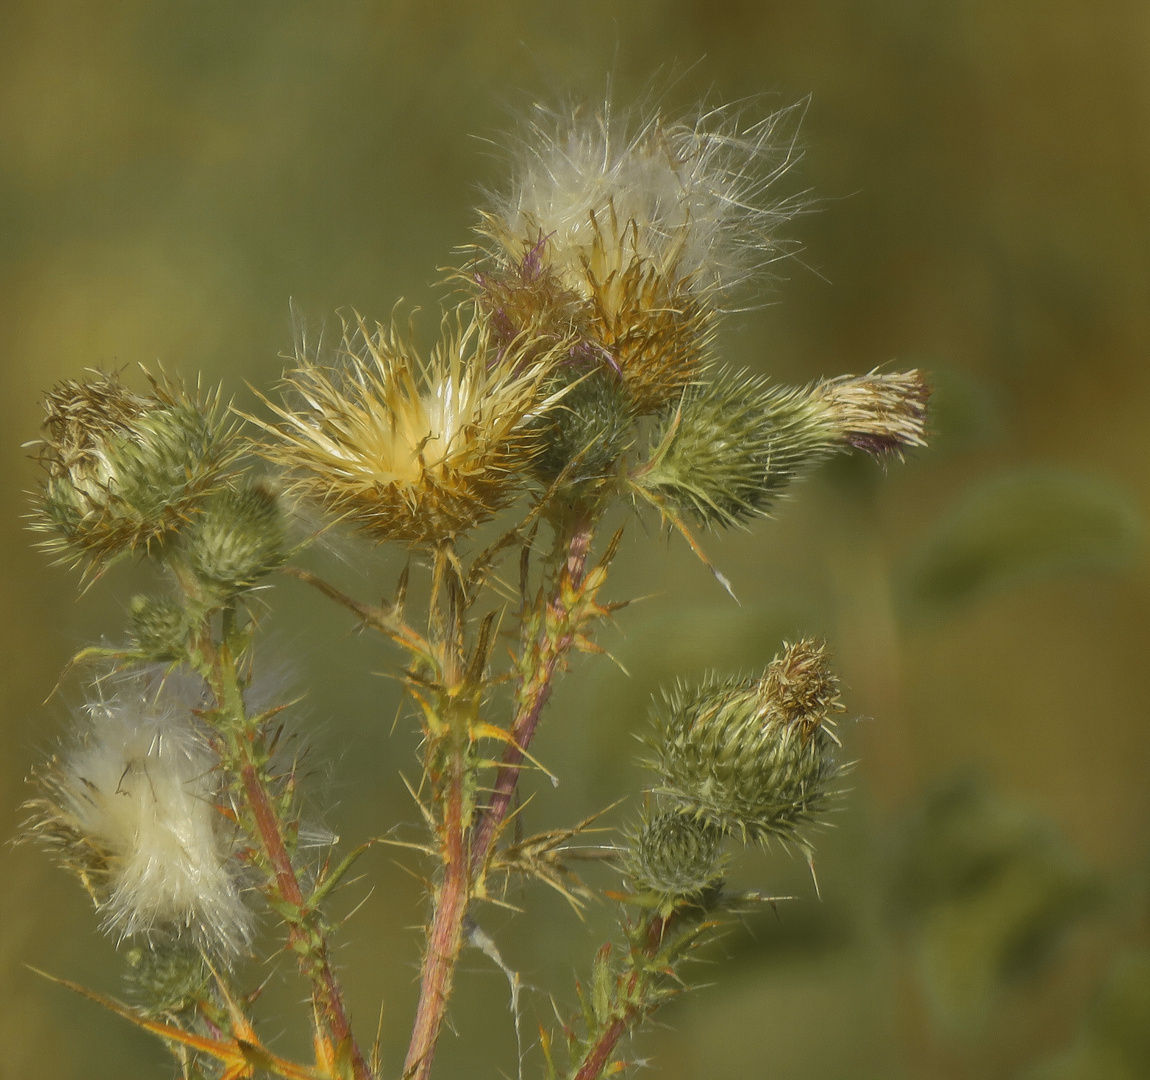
404, 543, 470, 1080
470, 511, 596, 874
238, 760, 372, 1080
571, 914, 670, 1080
204, 623, 372, 1080
404, 513, 599, 1079
402, 740, 469, 1079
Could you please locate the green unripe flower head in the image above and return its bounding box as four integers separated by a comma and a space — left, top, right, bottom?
637, 367, 929, 530
31, 372, 237, 574
124, 940, 211, 1017
647, 639, 845, 850
626, 810, 724, 907
531, 365, 634, 486
184, 481, 287, 592
128, 595, 193, 662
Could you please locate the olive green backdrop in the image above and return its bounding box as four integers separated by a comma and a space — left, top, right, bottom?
2, 3, 1148, 1079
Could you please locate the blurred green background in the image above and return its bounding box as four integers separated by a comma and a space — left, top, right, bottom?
2, 3, 1149, 1078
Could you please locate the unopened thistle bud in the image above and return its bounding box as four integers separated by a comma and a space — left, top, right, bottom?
474, 102, 807, 415
626, 810, 724, 908
253, 308, 569, 545
128, 595, 193, 662
637, 367, 929, 529
25, 675, 253, 957
531, 366, 634, 485
647, 639, 845, 850
29, 371, 237, 574
123, 940, 211, 1016
184, 481, 287, 592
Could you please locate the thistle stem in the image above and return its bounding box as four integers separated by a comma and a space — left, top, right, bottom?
403, 515, 598, 1079
402, 746, 469, 1079
239, 760, 373, 1080
570, 914, 669, 1080
470, 514, 595, 874
204, 633, 372, 1079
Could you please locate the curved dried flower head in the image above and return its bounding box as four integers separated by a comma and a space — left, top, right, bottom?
25, 674, 253, 957
637, 366, 931, 529
625, 810, 724, 911
474, 101, 805, 414
29, 370, 237, 574
646, 639, 845, 850
255, 309, 569, 544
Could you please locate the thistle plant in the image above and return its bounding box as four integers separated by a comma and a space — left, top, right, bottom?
19, 97, 929, 1080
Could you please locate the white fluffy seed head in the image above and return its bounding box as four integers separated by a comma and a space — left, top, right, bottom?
482, 98, 810, 305
32, 675, 254, 958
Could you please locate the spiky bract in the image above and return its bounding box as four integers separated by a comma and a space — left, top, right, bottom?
30, 371, 237, 574
626, 811, 724, 905
256, 309, 569, 544
638, 366, 932, 529
184, 480, 287, 592
647, 639, 845, 849
25, 674, 254, 957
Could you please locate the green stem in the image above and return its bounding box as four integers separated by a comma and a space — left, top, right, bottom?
205, 623, 373, 1079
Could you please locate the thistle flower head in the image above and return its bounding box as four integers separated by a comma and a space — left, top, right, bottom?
29, 371, 237, 575
26, 674, 254, 958
254, 308, 570, 545
646, 639, 845, 849
483, 99, 806, 303
637, 366, 931, 530
625, 810, 724, 910
183, 480, 288, 593
473, 100, 806, 415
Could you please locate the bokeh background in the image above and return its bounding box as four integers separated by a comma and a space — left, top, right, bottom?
2, 3, 1149, 1078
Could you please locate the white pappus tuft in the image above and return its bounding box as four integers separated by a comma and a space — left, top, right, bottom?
32, 673, 254, 958
483, 97, 810, 304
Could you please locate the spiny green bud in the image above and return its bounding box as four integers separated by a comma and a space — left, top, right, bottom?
123, 940, 211, 1016
646, 639, 845, 850
128, 595, 193, 661
531, 366, 634, 485
636, 366, 929, 530
184, 481, 287, 592
30, 371, 237, 574
626, 810, 724, 906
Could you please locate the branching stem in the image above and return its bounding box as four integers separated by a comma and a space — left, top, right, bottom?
470, 512, 596, 873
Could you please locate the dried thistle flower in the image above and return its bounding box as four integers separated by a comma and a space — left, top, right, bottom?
29, 371, 237, 575
483, 99, 806, 304
25, 674, 254, 958
472, 101, 806, 415
647, 639, 846, 850
625, 810, 724, 909
254, 308, 570, 544
816, 369, 932, 457
637, 366, 930, 529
